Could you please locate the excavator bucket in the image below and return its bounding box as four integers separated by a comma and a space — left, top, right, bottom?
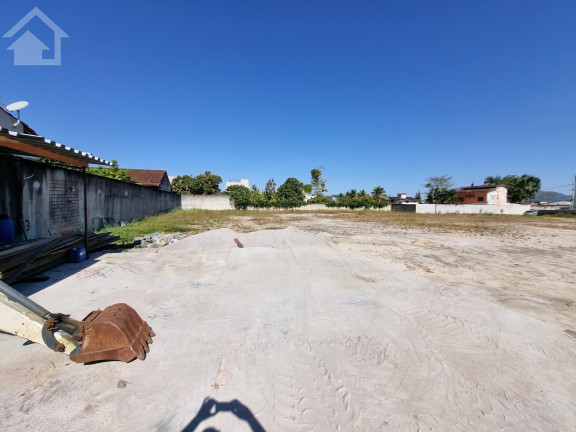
69, 303, 155, 363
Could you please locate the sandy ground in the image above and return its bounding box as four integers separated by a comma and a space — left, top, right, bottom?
1, 214, 576, 431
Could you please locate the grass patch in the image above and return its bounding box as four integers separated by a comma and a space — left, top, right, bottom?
330, 211, 576, 232
102, 209, 576, 245
103, 209, 241, 244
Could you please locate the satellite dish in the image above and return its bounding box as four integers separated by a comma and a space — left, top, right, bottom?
6, 101, 29, 112
5, 101, 29, 127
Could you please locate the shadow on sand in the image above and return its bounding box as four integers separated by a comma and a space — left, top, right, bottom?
12, 248, 124, 297
182, 397, 266, 432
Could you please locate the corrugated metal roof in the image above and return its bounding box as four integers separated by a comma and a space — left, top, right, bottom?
0, 127, 111, 166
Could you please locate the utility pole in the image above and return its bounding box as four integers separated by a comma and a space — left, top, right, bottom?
572, 175, 576, 210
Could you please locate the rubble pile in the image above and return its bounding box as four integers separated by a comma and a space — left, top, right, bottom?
133, 232, 185, 248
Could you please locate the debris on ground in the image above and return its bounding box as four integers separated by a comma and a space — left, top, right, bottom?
133, 232, 185, 248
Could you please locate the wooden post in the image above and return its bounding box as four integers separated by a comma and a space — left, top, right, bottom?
83, 166, 89, 257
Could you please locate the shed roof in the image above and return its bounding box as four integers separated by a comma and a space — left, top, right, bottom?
123, 169, 168, 187
0, 127, 111, 167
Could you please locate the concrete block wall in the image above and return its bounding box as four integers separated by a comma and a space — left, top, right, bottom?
87, 175, 181, 231
0, 155, 181, 242
180, 195, 233, 210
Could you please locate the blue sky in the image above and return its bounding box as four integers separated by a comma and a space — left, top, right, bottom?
2, 1, 575, 196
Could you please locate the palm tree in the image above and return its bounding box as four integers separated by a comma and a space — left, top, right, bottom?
520, 175, 541, 199
371, 186, 386, 201
484, 176, 502, 185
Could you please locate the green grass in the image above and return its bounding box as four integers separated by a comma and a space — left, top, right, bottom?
103, 209, 239, 244
103, 208, 576, 245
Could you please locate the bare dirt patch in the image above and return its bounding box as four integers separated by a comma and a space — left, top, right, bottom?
1, 212, 575, 431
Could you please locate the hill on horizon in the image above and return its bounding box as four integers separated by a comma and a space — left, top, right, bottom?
534, 191, 572, 203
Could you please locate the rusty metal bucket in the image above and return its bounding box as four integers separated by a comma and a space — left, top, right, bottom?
69, 303, 155, 363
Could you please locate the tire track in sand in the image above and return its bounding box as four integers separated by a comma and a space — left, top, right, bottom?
271, 338, 360, 431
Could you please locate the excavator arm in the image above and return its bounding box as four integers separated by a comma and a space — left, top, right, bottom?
0, 280, 155, 363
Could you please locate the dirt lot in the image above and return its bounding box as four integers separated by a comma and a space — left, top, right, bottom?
235, 212, 576, 330
1, 212, 575, 431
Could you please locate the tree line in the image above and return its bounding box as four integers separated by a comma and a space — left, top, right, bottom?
172, 169, 541, 209
172, 166, 390, 210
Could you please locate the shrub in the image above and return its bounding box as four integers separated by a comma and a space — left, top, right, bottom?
276, 178, 305, 208
172, 171, 222, 195
328, 190, 389, 209
225, 185, 252, 210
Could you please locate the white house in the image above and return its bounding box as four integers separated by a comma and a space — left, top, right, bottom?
225, 179, 250, 189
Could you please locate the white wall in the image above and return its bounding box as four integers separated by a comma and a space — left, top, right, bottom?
181, 195, 233, 210
179, 198, 393, 212
179, 197, 528, 214
415, 204, 530, 215
249, 205, 391, 211
486, 187, 507, 205
225, 179, 250, 189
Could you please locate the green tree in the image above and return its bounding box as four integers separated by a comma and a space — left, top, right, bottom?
484, 176, 503, 185
265, 178, 276, 193
426, 187, 458, 204
87, 160, 132, 182
425, 175, 458, 204
225, 185, 252, 210
250, 188, 270, 208
485, 174, 541, 203
310, 166, 327, 198
415, 190, 422, 201
171, 175, 202, 194
171, 171, 222, 195
426, 175, 455, 189
277, 177, 305, 208
196, 171, 222, 195
263, 178, 277, 202
329, 189, 389, 209
371, 186, 386, 201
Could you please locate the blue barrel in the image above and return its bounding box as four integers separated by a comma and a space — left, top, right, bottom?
0, 214, 15, 244
68, 247, 87, 263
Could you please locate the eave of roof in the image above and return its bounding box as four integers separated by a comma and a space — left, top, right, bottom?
0, 127, 111, 167
458, 185, 504, 191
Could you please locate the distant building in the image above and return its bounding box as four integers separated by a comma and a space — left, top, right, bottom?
457, 185, 507, 205
225, 179, 249, 189
545, 201, 571, 208
390, 193, 419, 204
124, 169, 171, 192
